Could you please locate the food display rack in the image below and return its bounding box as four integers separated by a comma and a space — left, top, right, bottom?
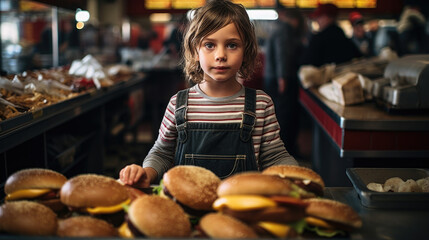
0, 74, 145, 197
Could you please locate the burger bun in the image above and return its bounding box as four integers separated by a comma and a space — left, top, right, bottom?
163, 165, 220, 210
199, 213, 258, 238
128, 195, 191, 237
0, 201, 57, 236
57, 216, 118, 237
304, 198, 362, 229
217, 172, 293, 197
60, 174, 129, 208
5, 168, 67, 194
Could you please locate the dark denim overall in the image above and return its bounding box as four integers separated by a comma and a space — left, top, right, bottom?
174, 88, 259, 179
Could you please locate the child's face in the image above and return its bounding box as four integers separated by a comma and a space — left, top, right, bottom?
196, 23, 244, 84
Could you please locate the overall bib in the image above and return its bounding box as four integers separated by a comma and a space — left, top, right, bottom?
174, 88, 259, 179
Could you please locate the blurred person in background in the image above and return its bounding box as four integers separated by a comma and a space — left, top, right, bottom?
163, 17, 187, 58
349, 11, 375, 57
301, 3, 361, 67
137, 25, 158, 52
33, 18, 80, 68
397, 2, 428, 54
264, 5, 306, 156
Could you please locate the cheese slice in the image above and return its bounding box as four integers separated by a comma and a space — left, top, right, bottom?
305, 216, 336, 230
118, 222, 133, 238
213, 195, 276, 211
5, 189, 52, 201
258, 222, 293, 238
86, 199, 131, 214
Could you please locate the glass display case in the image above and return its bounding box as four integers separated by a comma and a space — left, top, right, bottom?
1, 0, 77, 74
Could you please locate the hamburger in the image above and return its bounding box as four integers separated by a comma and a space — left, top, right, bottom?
262, 165, 325, 197
117, 179, 146, 202
198, 213, 258, 238
303, 198, 362, 237
0, 200, 57, 236
160, 165, 221, 218
60, 174, 130, 227
4, 168, 67, 213
57, 216, 118, 237
214, 172, 308, 238
119, 195, 191, 238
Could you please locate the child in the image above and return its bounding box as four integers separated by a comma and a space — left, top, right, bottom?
120, 0, 297, 188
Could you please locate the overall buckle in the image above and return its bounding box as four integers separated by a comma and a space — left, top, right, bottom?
240, 110, 256, 129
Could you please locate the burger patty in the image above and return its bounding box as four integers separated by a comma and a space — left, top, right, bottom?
126, 216, 146, 237
293, 179, 324, 197
66, 206, 125, 227
162, 186, 212, 217
193, 225, 209, 238
222, 206, 305, 223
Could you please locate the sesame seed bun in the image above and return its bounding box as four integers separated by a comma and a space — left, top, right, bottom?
217, 172, 293, 197
128, 195, 191, 237
163, 166, 221, 211
5, 168, 67, 194
304, 198, 362, 229
262, 165, 325, 196
60, 174, 128, 208
0, 201, 57, 236
57, 216, 118, 237
199, 213, 258, 238
262, 165, 325, 188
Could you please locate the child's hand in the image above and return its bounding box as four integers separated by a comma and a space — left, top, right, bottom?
119, 164, 156, 189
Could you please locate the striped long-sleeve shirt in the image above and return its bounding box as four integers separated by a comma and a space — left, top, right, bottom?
143, 85, 298, 180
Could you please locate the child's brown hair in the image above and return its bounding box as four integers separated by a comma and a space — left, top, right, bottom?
182, 0, 259, 85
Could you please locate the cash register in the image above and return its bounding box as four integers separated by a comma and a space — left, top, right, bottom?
372, 55, 429, 112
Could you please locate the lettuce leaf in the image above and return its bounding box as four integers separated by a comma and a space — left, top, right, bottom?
122, 203, 130, 213
305, 225, 346, 237
290, 219, 307, 234
152, 179, 164, 195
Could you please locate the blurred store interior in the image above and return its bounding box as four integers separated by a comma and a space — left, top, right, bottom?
1, 0, 429, 188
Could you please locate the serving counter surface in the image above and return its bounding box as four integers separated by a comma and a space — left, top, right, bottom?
299, 87, 429, 186
1, 187, 427, 240
302, 87, 429, 131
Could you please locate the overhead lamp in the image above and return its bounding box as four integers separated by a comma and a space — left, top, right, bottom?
150, 13, 172, 23
76, 21, 85, 30
187, 9, 278, 21
75, 8, 90, 22
247, 9, 278, 20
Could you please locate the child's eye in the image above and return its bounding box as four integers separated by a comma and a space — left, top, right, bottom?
204, 42, 215, 49
227, 43, 238, 49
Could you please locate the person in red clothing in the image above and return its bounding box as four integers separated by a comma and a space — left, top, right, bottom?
301, 3, 362, 67
349, 11, 375, 57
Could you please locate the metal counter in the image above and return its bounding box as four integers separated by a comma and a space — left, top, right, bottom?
299, 87, 429, 186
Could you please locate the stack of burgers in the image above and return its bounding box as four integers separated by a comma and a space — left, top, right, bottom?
0, 165, 362, 238
0, 168, 143, 237
201, 165, 363, 238
119, 165, 221, 237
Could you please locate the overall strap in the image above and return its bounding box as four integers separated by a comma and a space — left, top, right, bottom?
175, 88, 189, 128
240, 87, 256, 142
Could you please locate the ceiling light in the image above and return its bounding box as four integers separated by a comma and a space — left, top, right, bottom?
150, 13, 172, 23
247, 9, 278, 20
75, 9, 90, 22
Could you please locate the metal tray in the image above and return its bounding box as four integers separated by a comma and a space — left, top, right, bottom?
346, 168, 429, 209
